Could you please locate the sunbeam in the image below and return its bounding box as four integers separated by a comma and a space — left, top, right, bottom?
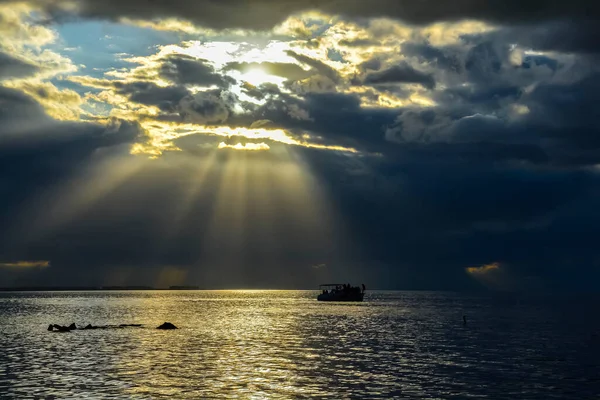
186, 143, 340, 287
12, 153, 147, 243
162, 149, 220, 242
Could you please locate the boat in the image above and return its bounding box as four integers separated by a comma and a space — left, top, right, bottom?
317, 283, 365, 302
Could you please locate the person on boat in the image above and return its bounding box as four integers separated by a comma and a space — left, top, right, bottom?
361, 283, 366, 293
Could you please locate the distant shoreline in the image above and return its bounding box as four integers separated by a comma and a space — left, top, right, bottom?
0, 286, 201, 291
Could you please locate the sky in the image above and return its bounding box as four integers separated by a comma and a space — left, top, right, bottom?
1, 0, 599, 290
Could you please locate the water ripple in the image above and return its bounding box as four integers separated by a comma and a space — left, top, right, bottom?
0, 291, 599, 398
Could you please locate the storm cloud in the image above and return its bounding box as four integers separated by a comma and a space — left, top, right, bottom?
0, 52, 38, 79
10, 0, 598, 30
159, 54, 234, 87
362, 63, 436, 89
1, 0, 600, 290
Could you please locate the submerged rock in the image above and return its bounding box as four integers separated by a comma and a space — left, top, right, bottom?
156, 322, 177, 330
48, 322, 146, 331
52, 324, 71, 332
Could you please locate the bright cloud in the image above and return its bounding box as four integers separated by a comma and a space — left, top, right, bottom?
0, 260, 50, 268
466, 262, 501, 275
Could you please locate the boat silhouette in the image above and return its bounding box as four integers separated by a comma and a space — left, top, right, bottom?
317, 283, 365, 302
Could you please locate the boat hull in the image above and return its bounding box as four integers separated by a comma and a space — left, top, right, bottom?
317, 293, 364, 302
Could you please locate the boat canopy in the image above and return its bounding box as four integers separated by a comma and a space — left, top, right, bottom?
318, 283, 346, 287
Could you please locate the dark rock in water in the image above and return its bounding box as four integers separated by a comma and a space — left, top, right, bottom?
156, 322, 177, 330
49, 322, 146, 331
52, 324, 71, 332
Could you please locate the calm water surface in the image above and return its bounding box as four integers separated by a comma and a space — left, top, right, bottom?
0, 290, 599, 399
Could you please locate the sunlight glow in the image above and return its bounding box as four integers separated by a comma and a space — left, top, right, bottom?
239, 68, 286, 86
21, 156, 146, 238
409, 93, 437, 107
199, 143, 340, 283
134, 121, 359, 157
466, 262, 500, 275
178, 40, 296, 69
0, 260, 50, 268
65, 12, 471, 160
218, 142, 271, 151
162, 150, 220, 243
206, 126, 359, 153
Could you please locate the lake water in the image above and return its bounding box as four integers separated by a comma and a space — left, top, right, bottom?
0, 290, 599, 399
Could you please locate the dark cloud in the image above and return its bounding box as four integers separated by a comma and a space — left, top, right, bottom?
501, 21, 600, 54
224, 50, 598, 167
289, 75, 337, 94
526, 73, 600, 131
112, 81, 190, 112
464, 42, 505, 83
443, 85, 522, 113
357, 58, 382, 73
225, 29, 600, 170
240, 81, 279, 100
3, 1, 600, 290
0, 85, 146, 261
339, 38, 379, 47
298, 146, 600, 290
3, 76, 600, 289
362, 63, 436, 89
178, 89, 232, 124
0, 52, 38, 80
0, 85, 50, 131
5, 137, 600, 289
285, 50, 341, 83
17, 0, 600, 30
0, 86, 145, 148
85, 76, 236, 122
159, 54, 234, 87
225, 90, 398, 153
401, 42, 463, 73
520, 55, 558, 71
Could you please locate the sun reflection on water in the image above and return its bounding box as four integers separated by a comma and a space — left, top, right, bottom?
121, 290, 314, 398
1, 291, 599, 398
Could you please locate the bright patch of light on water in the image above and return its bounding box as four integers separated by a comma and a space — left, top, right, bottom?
0, 290, 599, 398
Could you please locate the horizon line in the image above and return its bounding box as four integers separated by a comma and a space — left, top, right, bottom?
0, 285, 466, 292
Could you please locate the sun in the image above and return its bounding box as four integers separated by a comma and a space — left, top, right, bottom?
239, 67, 286, 86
